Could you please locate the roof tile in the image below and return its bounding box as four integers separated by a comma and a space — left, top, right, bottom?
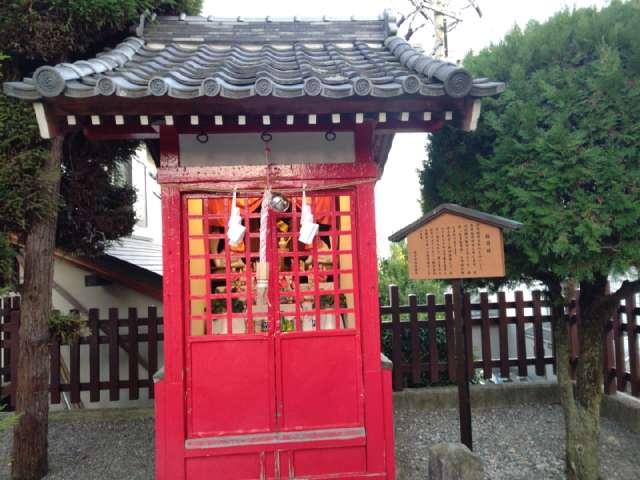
3, 10, 504, 101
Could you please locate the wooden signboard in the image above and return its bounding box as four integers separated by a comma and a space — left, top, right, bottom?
406, 213, 505, 280
390, 204, 521, 451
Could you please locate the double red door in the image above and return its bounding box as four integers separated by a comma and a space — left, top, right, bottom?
183, 191, 365, 475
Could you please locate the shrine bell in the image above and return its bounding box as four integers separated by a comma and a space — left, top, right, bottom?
4, 10, 504, 480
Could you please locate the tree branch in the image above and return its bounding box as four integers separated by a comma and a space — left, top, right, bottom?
465, 0, 483, 18
407, 0, 464, 23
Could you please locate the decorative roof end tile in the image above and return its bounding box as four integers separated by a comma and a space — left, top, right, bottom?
443, 67, 473, 98
201, 77, 221, 97
33, 66, 65, 97
304, 77, 323, 96
148, 77, 168, 96
95, 76, 116, 96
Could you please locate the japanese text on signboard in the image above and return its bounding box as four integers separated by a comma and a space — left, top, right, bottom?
406, 213, 505, 280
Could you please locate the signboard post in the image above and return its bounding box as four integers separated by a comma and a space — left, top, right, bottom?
389, 204, 521, 450
452, 278, 472, 448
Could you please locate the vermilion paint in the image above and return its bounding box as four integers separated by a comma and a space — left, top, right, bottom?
155, 123, 395, 479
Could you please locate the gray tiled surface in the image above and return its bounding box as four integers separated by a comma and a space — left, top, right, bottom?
3, 11, 503, 101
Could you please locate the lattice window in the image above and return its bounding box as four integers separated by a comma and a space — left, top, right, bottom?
274, 193, 356, 333
185, 192, 357, 337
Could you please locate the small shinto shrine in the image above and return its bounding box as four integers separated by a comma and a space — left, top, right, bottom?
4, 10, 503, 479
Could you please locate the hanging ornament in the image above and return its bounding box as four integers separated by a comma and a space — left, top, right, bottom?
269, 193, 290, 212
255, 189, 272, 308
258, 189, 272, 265
299, 184, 319, 245
227, 187, 246, 247
255, 133, 274, 310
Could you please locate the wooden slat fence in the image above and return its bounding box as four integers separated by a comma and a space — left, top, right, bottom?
380, 285, 640, 397
2, 288, 639, 408
1, 304, 162, 409
0, 296, 20, 407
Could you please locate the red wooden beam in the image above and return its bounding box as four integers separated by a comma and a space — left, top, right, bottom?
83, 125, 159, 141
47, 94, 465, 117
157, 163, 380, 186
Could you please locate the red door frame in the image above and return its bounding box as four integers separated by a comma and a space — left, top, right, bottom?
268, 191, 366, 433
181, 190, 365, 439
156, 122, 393, 479
181, 193, 276, 440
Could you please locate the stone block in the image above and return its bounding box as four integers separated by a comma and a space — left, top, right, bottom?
428, 443, 484, 480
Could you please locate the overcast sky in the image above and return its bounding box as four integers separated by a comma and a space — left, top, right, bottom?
201, 0, 611, 257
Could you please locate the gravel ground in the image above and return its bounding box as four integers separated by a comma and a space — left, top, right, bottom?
394, 404, 640, 480
0, 409, 154, 480
1, 404, 639, 479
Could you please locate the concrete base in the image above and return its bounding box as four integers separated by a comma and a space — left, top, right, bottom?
601, 392, 640, 434
393, 381, 559, 411
394, 381, 640, 434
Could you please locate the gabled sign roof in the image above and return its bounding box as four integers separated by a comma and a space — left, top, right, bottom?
389, 203, 522, 242
3, 10, 504, 102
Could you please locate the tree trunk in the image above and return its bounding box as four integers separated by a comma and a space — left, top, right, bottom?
563, 275, 609, 480
11, 136, 63, 480
546, 279, 578, 477
433, 0, 447, 58
549, 275, 637, 480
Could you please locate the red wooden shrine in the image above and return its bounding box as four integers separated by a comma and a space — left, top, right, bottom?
155, 125, 397, 479
4, 9, 502, 480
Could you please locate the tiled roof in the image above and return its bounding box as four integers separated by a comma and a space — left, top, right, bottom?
3, 10, 504, 102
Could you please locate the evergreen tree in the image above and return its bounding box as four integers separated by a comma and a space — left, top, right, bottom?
0, 1, 202, 478
421, 2, 640, 479
378, 242, 444, 305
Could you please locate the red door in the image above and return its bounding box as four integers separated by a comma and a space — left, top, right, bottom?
183, 191, 363, 441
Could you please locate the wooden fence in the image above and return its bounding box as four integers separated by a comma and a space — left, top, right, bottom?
0, 296, 19, 406
381, 285, 640, 397
1, 287, 639, 409
1, 300, 163, 409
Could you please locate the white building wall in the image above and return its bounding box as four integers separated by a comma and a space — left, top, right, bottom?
51, 257, 163, 410
52, 258, 161, 314
130, 145, 162, 243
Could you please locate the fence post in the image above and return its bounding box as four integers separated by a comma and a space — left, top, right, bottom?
569, 294, 580, 380
480, 292, 491, 380
88, 309, 100, 402
463, 293, 473, 377
69, 336, 81, 404
148, 306, 159, 399
612, 301, 626, 391
532, 291, 545, 377
515, 291, 527, 377
6, 297, 20, 384
603, 306, 616, 395
427, 294, 439, 384
497, 291, 509, 379
49, 334, 61, 405
389, 285, 403, 391
1, 297, 9, 384
408, 294, 420, 385
626, 294, 639, 397
108, 308, 120, 401
128, 308, 139, 401
445, 294, 456, 381
9, 307, 20, 409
